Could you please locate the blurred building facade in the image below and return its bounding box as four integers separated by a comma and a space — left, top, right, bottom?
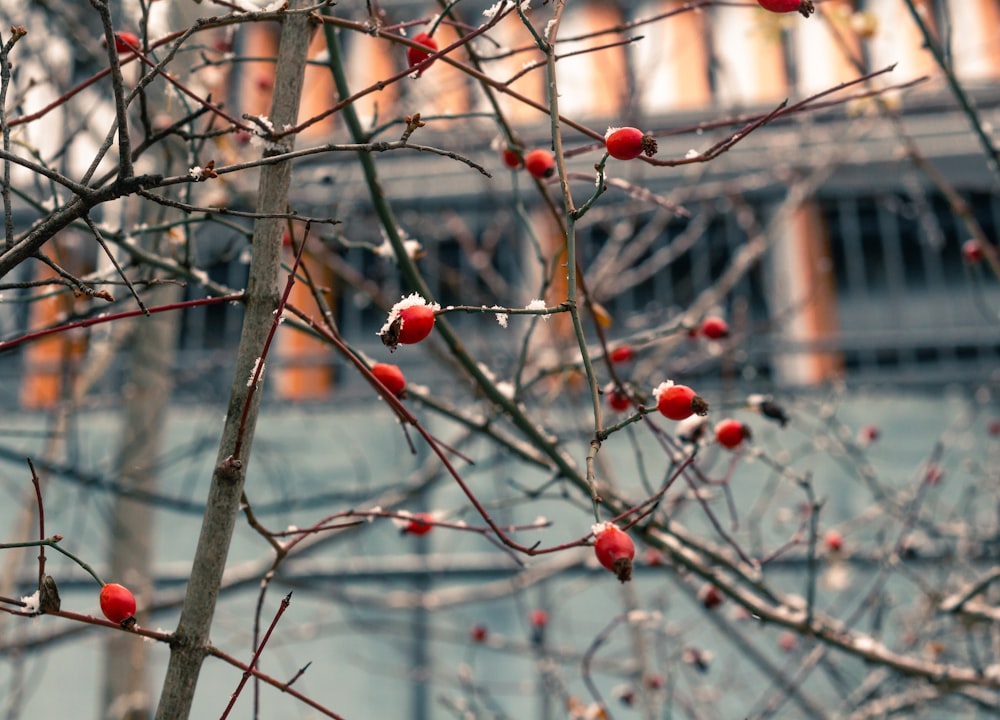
5, 0, 1000, 408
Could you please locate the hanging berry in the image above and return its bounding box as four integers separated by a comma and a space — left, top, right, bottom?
113, 31, 140, 53
524, 149, 556, 179
99, 583, 137, 627
406, 32, 438, 77
501, 147, 523, 169
699, 583, 724, 610
714, 418, 750, 449
607, 388, 631, 412
962, 239, 984, 264
653, 381, 709, 421
608, 345, 635, 363
371, 363, 406, 397
470, 624, 488, 643
593, 523, 636, 582
699, 316, 730, 340
604, 127, 658, 160
402, 512, 434, 535
757, 0, 815, 17
824, 529, 844, 553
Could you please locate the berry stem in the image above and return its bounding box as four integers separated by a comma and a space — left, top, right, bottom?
426, 0, 463, 37
0, 536, 105, 586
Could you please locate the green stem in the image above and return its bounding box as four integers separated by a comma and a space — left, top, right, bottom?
0, 536, 104, 585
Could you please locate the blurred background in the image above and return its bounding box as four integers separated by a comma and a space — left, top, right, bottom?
1, 1, 999, 718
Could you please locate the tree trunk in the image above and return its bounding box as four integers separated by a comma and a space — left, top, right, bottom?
153, 3, 312, 717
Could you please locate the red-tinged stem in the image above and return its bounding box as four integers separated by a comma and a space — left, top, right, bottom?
28, 459, 45, 587
0, 536, 104, 586
301, 8, 513, 138
229, 231, 309, 462
206, 645, 346, 720
47, 608, 173, 640
0, 293, 244, 354
219, 593, 292, 720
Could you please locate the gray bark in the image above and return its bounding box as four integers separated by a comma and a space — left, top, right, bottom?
152, 3, 313, 717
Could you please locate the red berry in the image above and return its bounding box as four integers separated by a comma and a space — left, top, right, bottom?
699, 583, 724, 610
824, 529, 843, 553
605, 126, 658, 160
99, 583, 137, 626
593, 523, 635, 583
406, 32, 438, 77
988, 419, 1000, 437
608, 345, 635, 363
714, 418, 749, 449
962, 239, 984, 264
757, 0, 815, 17
470, 624, 488, 643
699, 316, 729, 340
858, 424, 879, 445
778, 630, 798, 652
643, 548, 665, 567
524, 149, 556, 179
397, 305, 436, 344
501, 147, 523, 169
643, 673, 665, 690
403, 512, 434, 535
654, 382, 709, 421
529, 609, 548, 628
607, 388, 631, 412
925, 464, 943, 485
113, 31, 140, 53
371, 363, 406, 397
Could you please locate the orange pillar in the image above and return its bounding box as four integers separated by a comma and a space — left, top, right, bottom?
274, 246, 336, 401
488, 7, 547, 125
948, 0, 1000, 80
632, 0, 712, 112
553, 2, 628, 117
714, 4, 789, 105
771, 202, 843, 385
20, 264, 87, 409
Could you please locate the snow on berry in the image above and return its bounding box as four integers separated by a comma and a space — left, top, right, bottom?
379, 294, 440, 350
393, 510, 437, 535
406, 32, 438, 77
757, 0, 815, 17
592, 522, 636, 583
100, 583, 137, 626
653, 381, 709, 421
605, 126, 658, 160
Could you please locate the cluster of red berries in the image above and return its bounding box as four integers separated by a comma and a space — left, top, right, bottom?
373, 295, 440, 399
